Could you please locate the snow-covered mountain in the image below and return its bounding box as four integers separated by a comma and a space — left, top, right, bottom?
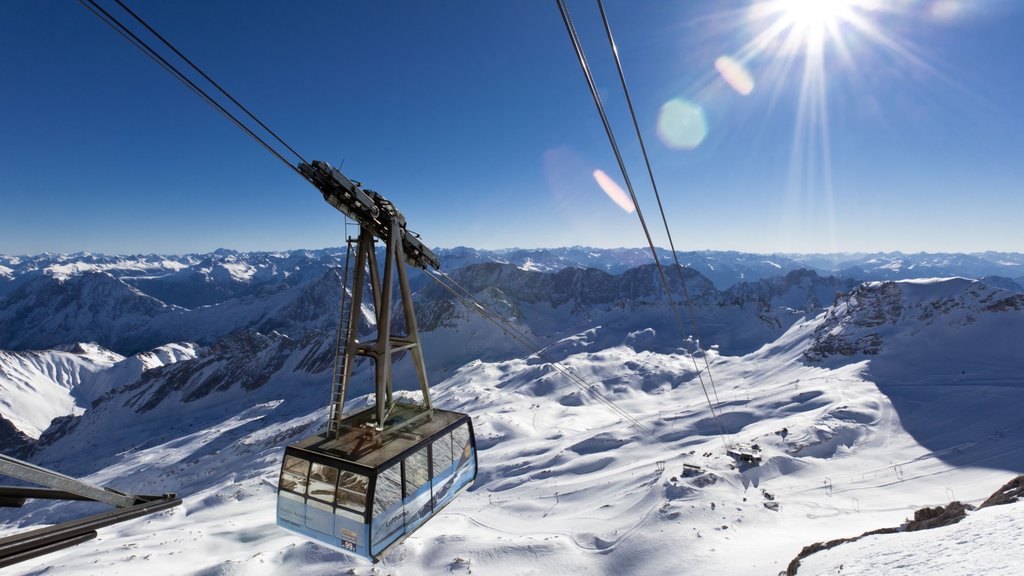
4, 248, 1020, 301
436, 246, 819, 288
0, 342, 197, 456
805, 277, 1024, 363
419, 263, 862, 361
1, 248, 1023, 575
792, 251, 1024, 286
0, 268, 343, 356
0, 249, 343, 305
0, 253, 859, 358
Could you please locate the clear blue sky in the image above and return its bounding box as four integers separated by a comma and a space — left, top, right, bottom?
2, 1, 1022, 256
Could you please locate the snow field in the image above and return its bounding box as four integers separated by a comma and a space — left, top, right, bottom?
1, 277, 1021, 574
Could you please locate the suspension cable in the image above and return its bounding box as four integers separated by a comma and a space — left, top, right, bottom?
425, 268, 666, 444
595, 0, 725, 411
554, 0, 728, 448
79, 0, 307, 180
110, 0, 310, 167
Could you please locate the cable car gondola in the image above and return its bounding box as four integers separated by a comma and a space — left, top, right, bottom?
276, 161, 477, 561
277, 405, 476, 559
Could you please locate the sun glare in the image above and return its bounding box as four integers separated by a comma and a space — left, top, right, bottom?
734, 0, 891, 250
780, 0, 855, 31
690, 0, 948, 249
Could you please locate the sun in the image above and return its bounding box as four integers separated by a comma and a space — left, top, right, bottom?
704, 0, 941, 250
756, 0, 867, 59
730, 0, 886, 250
779, 0, 857, 32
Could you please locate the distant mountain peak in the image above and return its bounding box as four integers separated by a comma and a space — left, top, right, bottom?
804, 278, 1024, 362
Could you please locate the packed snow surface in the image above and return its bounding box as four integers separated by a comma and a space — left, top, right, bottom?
799, 500, 1024, 575
0, 276, 1020, 574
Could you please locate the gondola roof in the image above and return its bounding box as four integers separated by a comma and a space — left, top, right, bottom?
288, 404, 468, 470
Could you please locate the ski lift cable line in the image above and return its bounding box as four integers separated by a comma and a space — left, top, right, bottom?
79, 0, 307, 180
109, 0, 309, 166
595, 0, 724, 413
428, 270, 662, 444
424, 269, 641, 427
425, 269, 666, 444
554, 0, 728, 449
424, 271, 628, 422
770, 418, 1024, 497
555, 0, 726, 445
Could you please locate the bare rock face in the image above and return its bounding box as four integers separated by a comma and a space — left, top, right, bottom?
0, 414, 35, 458
903, 501, 970, 532
979, 474, 1024, 509
803, 278, 1024, 363
803, 281, 903, 362
787, 474, 1024, 575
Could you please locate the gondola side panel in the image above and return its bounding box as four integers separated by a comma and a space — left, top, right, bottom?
369, 462, 406, 557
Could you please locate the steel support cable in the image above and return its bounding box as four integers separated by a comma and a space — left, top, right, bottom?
425, 269, 665, 444
431, 272, 661, 443
442, 294, 662, 446
110, 0, 309, 167
425, 270, 616, 410
79, 0, 307, 181
554, 0, 728, 449
596, 0, 725, 415
78, 1, 190, 95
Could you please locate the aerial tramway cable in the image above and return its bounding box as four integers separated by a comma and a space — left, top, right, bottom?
108, 0, 310, 167
80, 0, 688, 449
595, 0, 725, 412
554, 0, 729, 448
78, 0, 307, 180
424, 268, 665, 444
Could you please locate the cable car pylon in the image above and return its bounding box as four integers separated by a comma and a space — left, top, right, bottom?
276, 160, 477, 561
71, 0, 476, 564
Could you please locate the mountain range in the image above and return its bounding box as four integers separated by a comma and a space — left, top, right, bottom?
1, 247, 1022, 574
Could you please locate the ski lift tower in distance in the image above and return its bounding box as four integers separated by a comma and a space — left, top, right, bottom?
276, 161, 477, 561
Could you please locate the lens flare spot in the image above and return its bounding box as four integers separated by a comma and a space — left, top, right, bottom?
593, 169, 635, 213
656, 99, 708, 150
715, 56, 755, 95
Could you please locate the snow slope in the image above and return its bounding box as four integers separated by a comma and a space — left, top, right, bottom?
1, 276, 1021, 575
0, 344, 121, 439
798, 499, 1024, 575
0, 342, 197, 444
0, 269, 342, 356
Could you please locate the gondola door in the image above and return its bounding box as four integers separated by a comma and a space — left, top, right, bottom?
369, 447, 433, 558
403, 445, 433, 532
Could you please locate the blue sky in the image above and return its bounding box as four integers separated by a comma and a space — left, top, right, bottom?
2, 0, 1022, 256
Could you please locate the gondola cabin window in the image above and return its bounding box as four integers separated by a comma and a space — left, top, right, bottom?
336, 470, 369, 514
372, 462, 404, 547
405, 447, 430, 495
277, 455, 309, 527
453, 425, 471, 464
404, 446, 432, 528
280, 455, 310, 494
308, 463, 338, 502
432, 432, 454, 476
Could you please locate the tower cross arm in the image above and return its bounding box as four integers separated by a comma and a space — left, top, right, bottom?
299, 160, 440, 270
